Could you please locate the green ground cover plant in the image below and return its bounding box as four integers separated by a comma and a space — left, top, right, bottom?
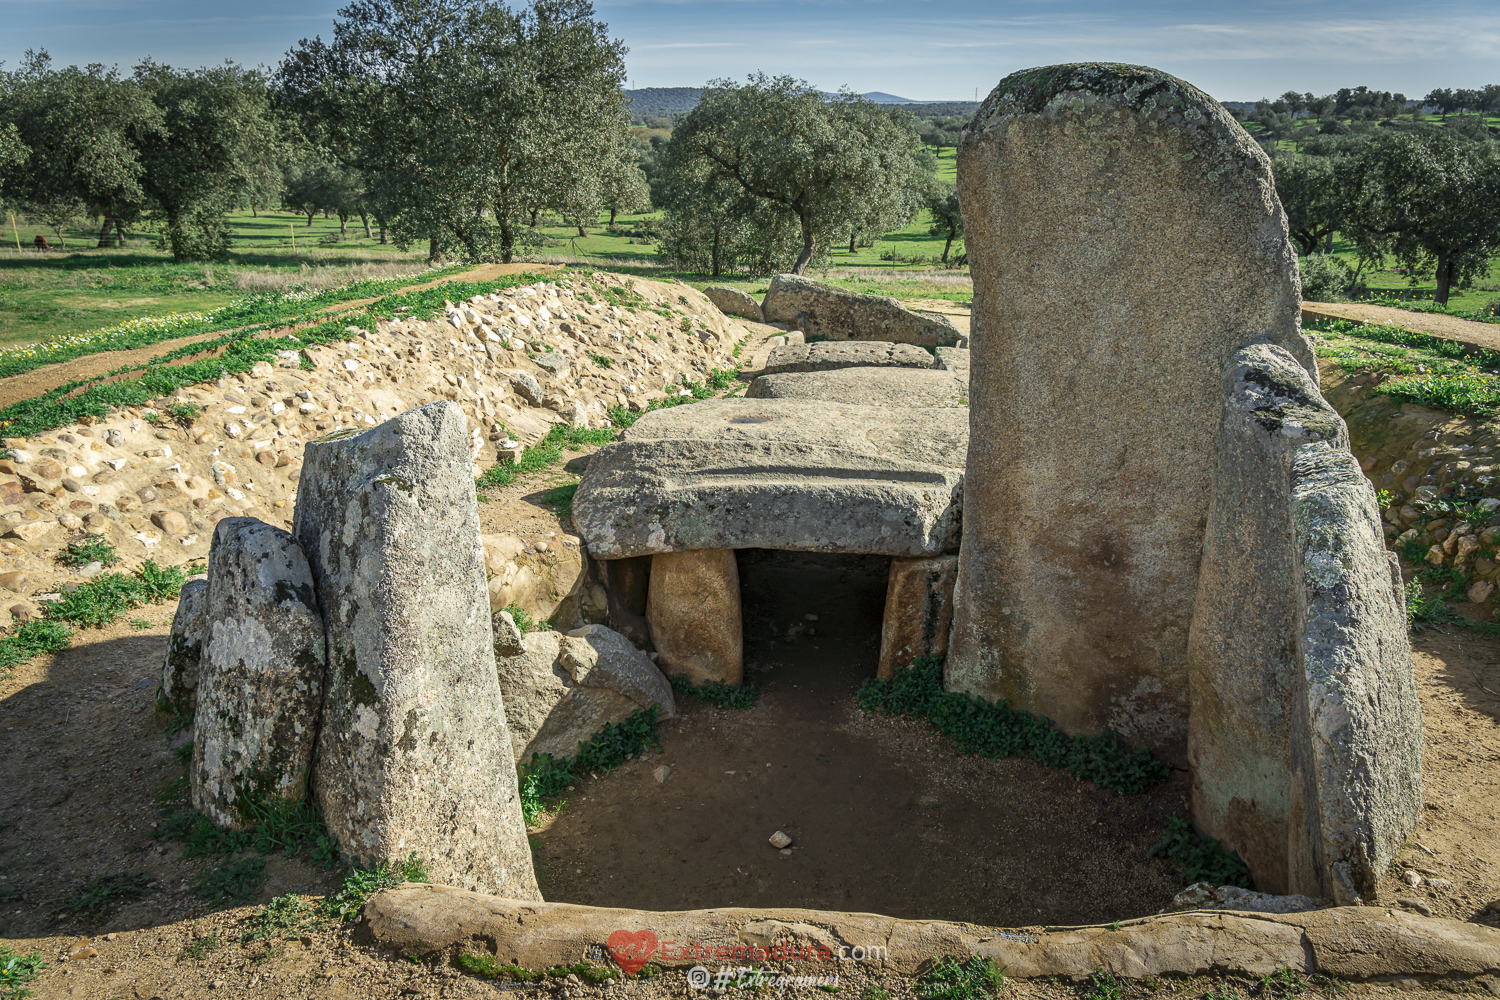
1148, 816, 1252, 887
517, 707, 661, 823
323, 854, 431, 922
475, 422, 618, 493
456, 954, 620, 984
669, 673, 758, 709
917, 956, 1007, 1000
856, 657, 1170, 796
191, 857, 267, 905
243, 893, 320, 942
0, 946, 44, 999
1311, 318, 1500, 415
56, 537, 120, 567
62, 872, 153, 915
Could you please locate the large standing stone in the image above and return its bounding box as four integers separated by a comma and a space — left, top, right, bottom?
1286, 447, 1421, 902
878, 555, 958, 679
947, 64, 1312, 755
647, 549, 743, 685
293, 401, 539, 899
158, 577, 207, 719
760, 274, 961, 346
572, 400, 966, 559
1187, 344, 1350, 891
762, 342, 936, 375
496, 625, 677, 763
747, 368, 968, 408
191, 518, 325, 828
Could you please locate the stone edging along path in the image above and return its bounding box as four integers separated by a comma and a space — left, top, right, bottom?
362, 885, 1500, 981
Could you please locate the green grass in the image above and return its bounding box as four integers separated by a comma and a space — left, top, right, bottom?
179, 931, 222, 961
322, 854, 431, 922
1083, 969, 1122, 1000
857, 657, 1171, 796
1312, 318, 1500, 415
62, 871, 153, 916
669, 673, 758, 710
518, 707, 661, 824
541, 482, 579, 515
191, 856, 267, 905
917, 957, 1006, 1000
155, 788, 340, 866
456, 954, 619, 984
1148, 816, 1252, 887
475, 422, 619, 494
0, 946, 44, 1000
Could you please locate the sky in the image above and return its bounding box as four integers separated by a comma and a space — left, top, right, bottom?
2, 0, 1498, 103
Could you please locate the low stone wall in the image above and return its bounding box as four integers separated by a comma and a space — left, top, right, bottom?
362, 884, 1500, 980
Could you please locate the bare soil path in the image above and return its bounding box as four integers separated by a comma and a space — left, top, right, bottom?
0, 262, 557, 412
1302, 301, 1500, 352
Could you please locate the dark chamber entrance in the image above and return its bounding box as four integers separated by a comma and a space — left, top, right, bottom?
530, 549, 1185, 926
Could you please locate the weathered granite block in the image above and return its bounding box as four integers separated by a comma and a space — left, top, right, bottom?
159, 577, 208, 718
760, 274, 961, 346
878, 555, 959, 679
747, 368, 967, 408
647, 549, 743, 685
763, 341, 937, 375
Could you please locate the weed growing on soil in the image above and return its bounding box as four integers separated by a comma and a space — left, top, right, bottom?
542, 482, 579, 515
62, 872, 153, 915
502, 604, 544, 633
323, 854, 431, 922
243, 893, 320, 942
669, 673, 759, 709
1257, 968, 1310, 999
917, 956, 1007, 1000
457, 955, 619, 984
605, 368, 740, 429
156, 791, 337, 864
857, 658, 1170, 796
191, 857, 267, 905
1083, 969, 1122, 1000
475, 423, 618, 493
0, 946, 44, 999
1148, 817, 1251, 887
0, 620, 71, 676
518, 707, 661, 823
56, 537, 120, 568
179, 931, 222, 960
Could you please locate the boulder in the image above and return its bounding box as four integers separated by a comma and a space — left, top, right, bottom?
293, 401, 539, 899
759, 274, 962, 347
158, 578, 208, 718
746, 368, 968, 408
933, 347, 970, 382
704, 286, 763, 322
190, 518, 325, 829
1166, 882, 1319, 915
495, 624, 676, 763
481, 531, 602, 630
647, 549, 743, 685
762, 341, 936, 375
572, 400, 966, 559
947, 64, 1312, 756
878, 555, 958, 679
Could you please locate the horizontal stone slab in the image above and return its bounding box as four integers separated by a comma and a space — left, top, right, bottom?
762, 341, 936, 375
572, 400, 966, 559
760, 273, 962, 347
362, 884, 1500, 980
746, 368, 968, 408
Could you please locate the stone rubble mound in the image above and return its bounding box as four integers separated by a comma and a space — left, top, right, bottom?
0, 274, 751, 615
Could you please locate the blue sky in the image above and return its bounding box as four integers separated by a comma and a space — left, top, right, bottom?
3, 0, 1497, 102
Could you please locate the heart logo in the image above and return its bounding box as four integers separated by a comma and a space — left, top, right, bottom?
607, 929, 659, 975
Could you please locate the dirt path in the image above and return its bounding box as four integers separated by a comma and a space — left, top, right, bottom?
0, 262, 558, 412
1303, 301, 1500, 352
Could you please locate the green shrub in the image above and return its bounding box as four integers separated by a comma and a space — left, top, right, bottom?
1148, 816, 1251, 887
669, 673, 758, 709
57, 538, 121, 568
857, 658, 1170, 796
0, 620, 71, 675
502, 604, 541, 633
1298, 254, 1362, 301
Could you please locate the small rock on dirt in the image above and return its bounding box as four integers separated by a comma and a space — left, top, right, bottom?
769, 830, 792, 849
652, 765, 670, 784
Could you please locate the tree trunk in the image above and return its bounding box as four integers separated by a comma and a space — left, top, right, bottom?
305, 210, 315, 227
339, 214, 348, 236
96, 217, 114, 248
378, 217, 387, 244
428, 236, 443, 263
115, 218, 127, 247
1324, 232, 1333, 253
792, 215, 815, 275
252, 205, 258, 218
529, 208, 539, 227
500, 216, 515, 264
361, 212, 372, 239
942, 233, 954, 263
609, 207, 618, 226
711, 225, 721, 277
1434, 253, 1455, 306
576, 222, 586, 238
849, 233, 856, 254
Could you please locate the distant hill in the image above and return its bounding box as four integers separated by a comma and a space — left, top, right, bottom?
624, 88, 977, 124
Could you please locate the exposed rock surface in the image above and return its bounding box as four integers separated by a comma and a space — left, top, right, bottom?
481, 530, 604, 629
495, 624, 676, 763
364, 885, 1500, 979
1167, 882, 1319, 915
0, 274, 752, 609
647, 549, 743, 685
704, 286, 763, 322
572, 400, 967, 559
933, 347, 970, 381
878, 555, 959, 679
293, 401, 538, 899
947, 63, 1313, 756
1287, 446, 1422, 902
158, 577, 208, 718
759, 274, 962, 347
762, 341, 936, 375
747, 368, 967, 408
190, 517, 325, 828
